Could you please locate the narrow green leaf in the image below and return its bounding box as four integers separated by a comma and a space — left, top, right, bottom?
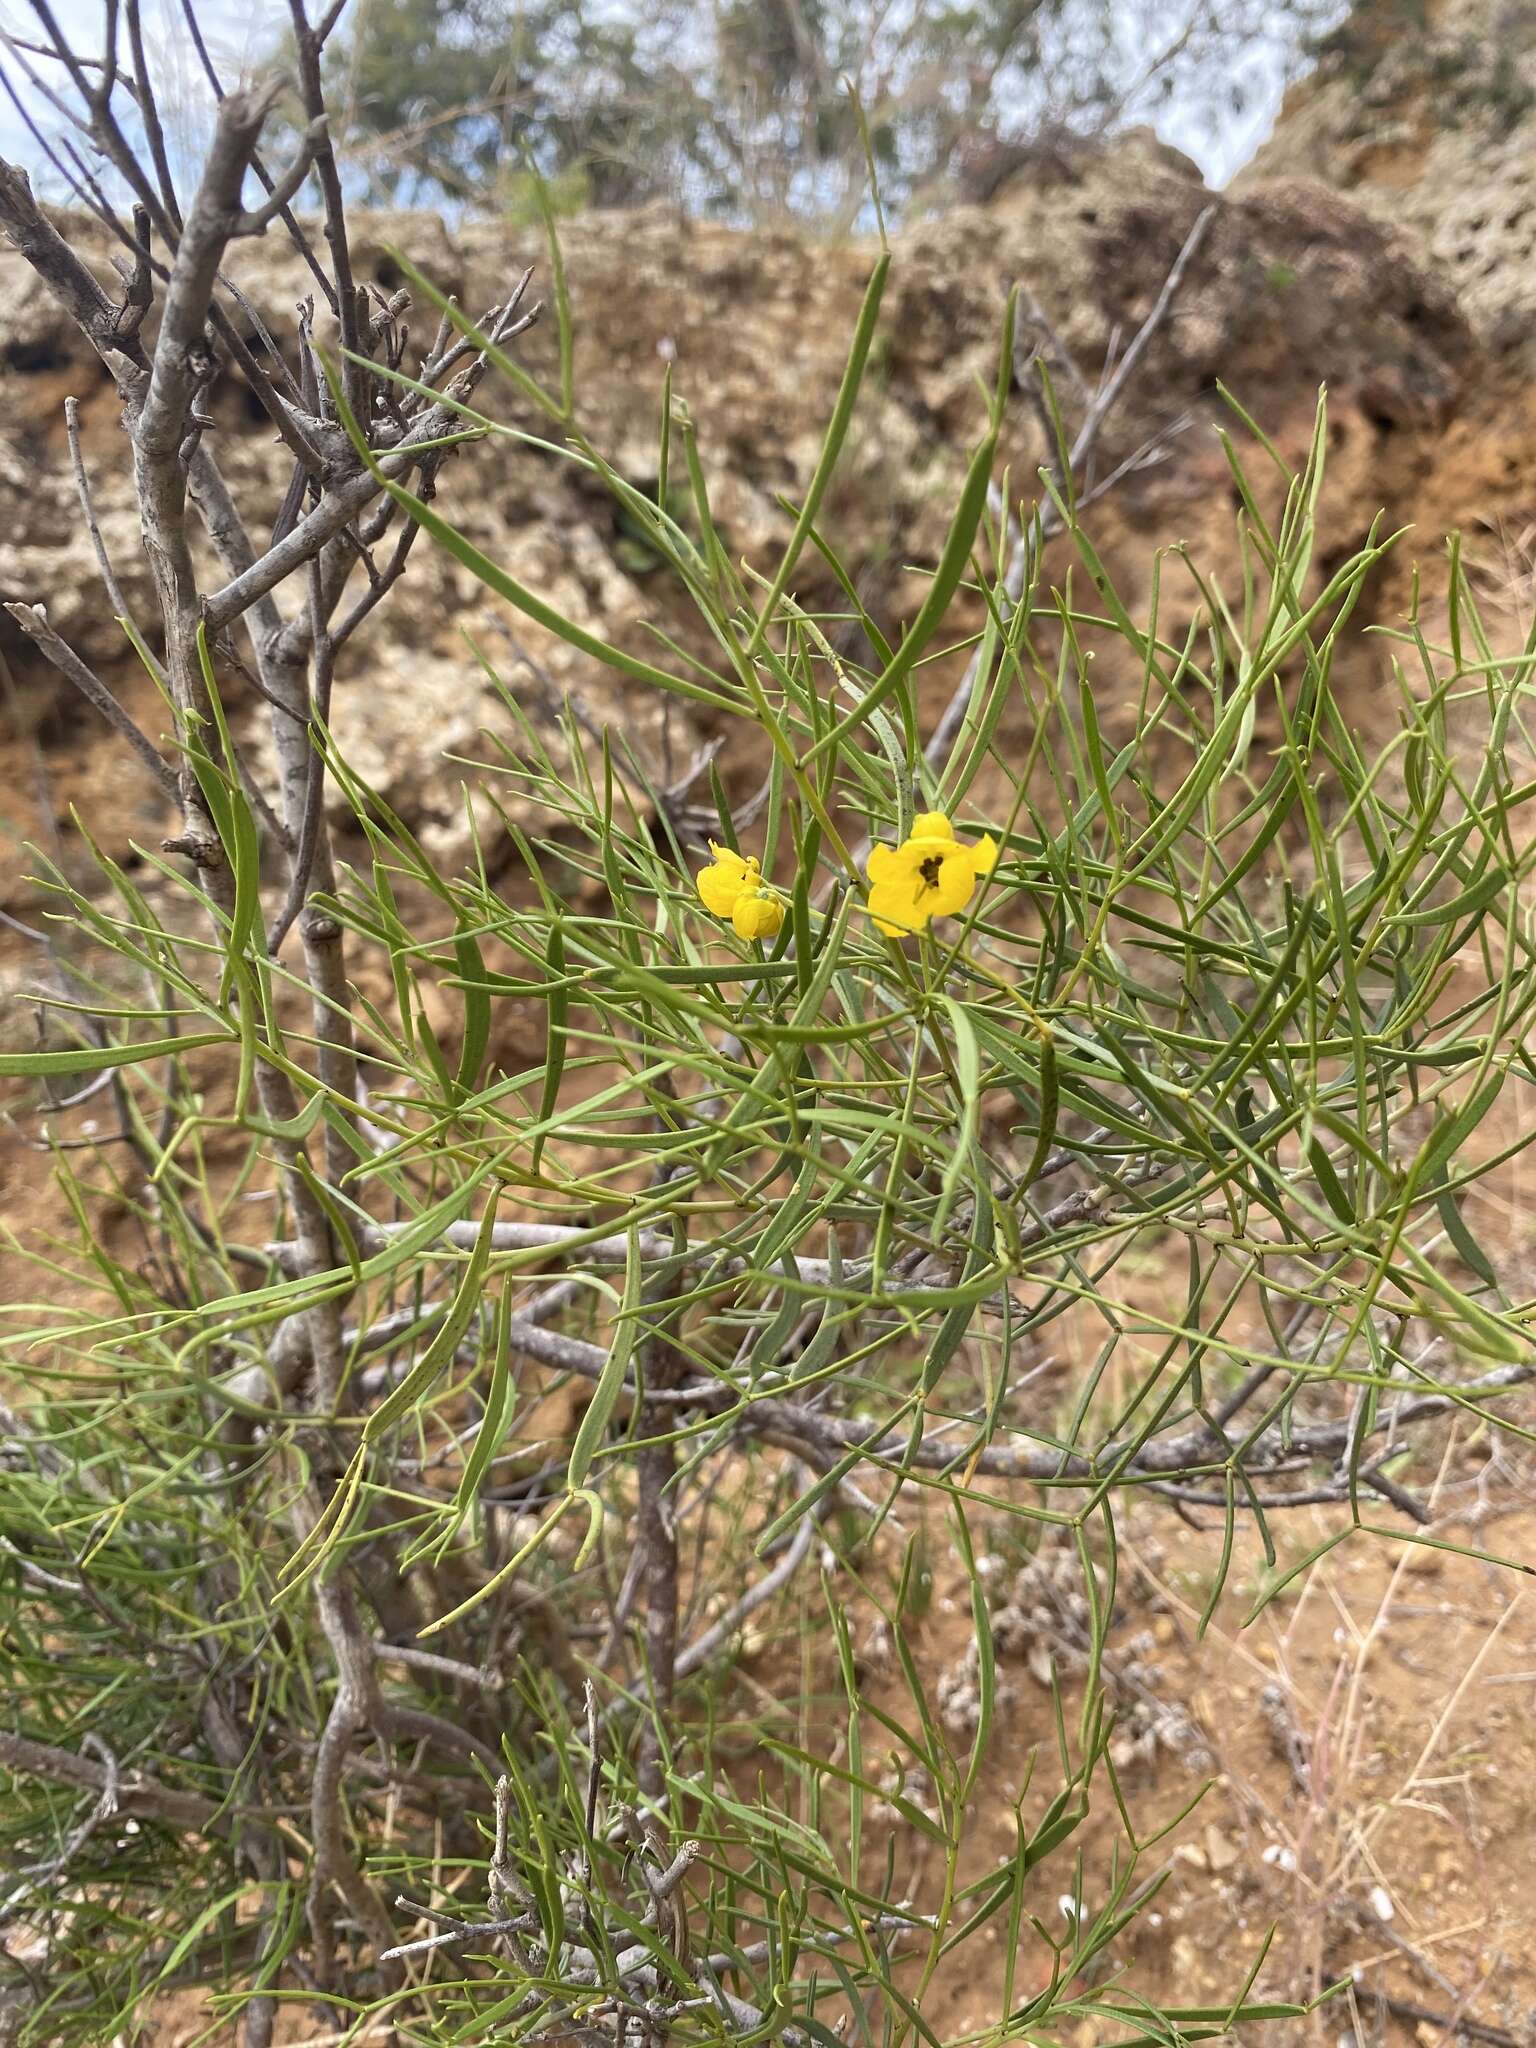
363, 1197, 500, 1441
566, 1224, 642, 1489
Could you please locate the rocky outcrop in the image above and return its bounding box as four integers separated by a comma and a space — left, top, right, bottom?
895, 128, 1469, 441
0, 126, 1484, 897
1242, 0, 1536, 681
1247, 0, 1536, 352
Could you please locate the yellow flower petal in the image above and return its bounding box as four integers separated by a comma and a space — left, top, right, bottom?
930, 850, 981, 920
731, 889, 784, 941
867, 874, 931, 937
712, 841, 753, 881
912, 811, 954, 841
697, 844, 757, 918
969, 834, 998, 876
867, 842, 905, 883
698, 866, 743, 917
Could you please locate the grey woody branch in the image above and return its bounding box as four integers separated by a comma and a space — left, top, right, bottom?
0, 159, 147, 378
0, 1728, 219, 1836
1, 601, 176, 798
0, 31, 541, 2027
135, 81, 281, 465
232, 116, 329, 235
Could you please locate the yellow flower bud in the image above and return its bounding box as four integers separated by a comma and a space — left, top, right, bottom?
731, 888, 785, 941
696, 841, 783, 943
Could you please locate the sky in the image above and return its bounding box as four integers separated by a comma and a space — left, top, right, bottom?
0, 0, 273, 175
0, 0, 1336, 200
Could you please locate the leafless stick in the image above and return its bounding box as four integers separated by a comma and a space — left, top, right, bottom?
265, 580, 339, 955
1015, 275, 1084, 390
674, 1500, 818, 1679
0, 57, 114, 252
1144, 1476, 1423, 1516
420, 269, 539, 384
233, 117, 329, 236
740, 1382, 1477, 1499
181, 457, 362, 1155
28, 0, 175, 246
0, 1732, 120, 1912
379, 1908, 540, 1963
1067, 204, 1216, 478
374, 1639, 503, 1692
382, 1699, 501, 1776
319, 1290, 1479, 1520
0, 160, 145, 378
201, 402, 478, 633
20, 27, 152, 275
2, 603, 176, 799
173, 0, 340, 312
287, 0, 363, 412
635, 1331, 683, 1800
136, 82, 282, 463
339, 1163, 1169, 1289
1356, 1460, 1433, 1524
6, 9, 93, 133
1352, 1986, 1524, 2048
121, 0, 179, 227
0, 1728, 218, 1834
112, 201, 155, 340
305, 1565, 401, 1989
1076, 408, 1195, 508
63, 396, 134, 620
331, 502, 425, 650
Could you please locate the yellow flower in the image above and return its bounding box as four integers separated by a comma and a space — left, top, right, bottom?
730, 889, 784, 941
696, 841, 786, 941
866, 811, 998, 937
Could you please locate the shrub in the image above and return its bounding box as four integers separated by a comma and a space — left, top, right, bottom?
2, 33, 1533, 2048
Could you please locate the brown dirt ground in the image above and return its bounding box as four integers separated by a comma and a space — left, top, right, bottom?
877, 1498, 1536, 2045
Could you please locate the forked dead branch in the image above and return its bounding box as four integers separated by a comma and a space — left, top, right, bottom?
0, 4, 547, 2031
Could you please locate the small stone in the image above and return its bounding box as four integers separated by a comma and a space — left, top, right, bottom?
1204, 1823, 1240, 1872
1170, 1933, 1204, 1982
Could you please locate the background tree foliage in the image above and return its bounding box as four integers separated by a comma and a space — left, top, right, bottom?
322, 0, 1344, 222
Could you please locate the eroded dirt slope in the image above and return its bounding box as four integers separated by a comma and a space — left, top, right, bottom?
0, 119, 1487, 908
